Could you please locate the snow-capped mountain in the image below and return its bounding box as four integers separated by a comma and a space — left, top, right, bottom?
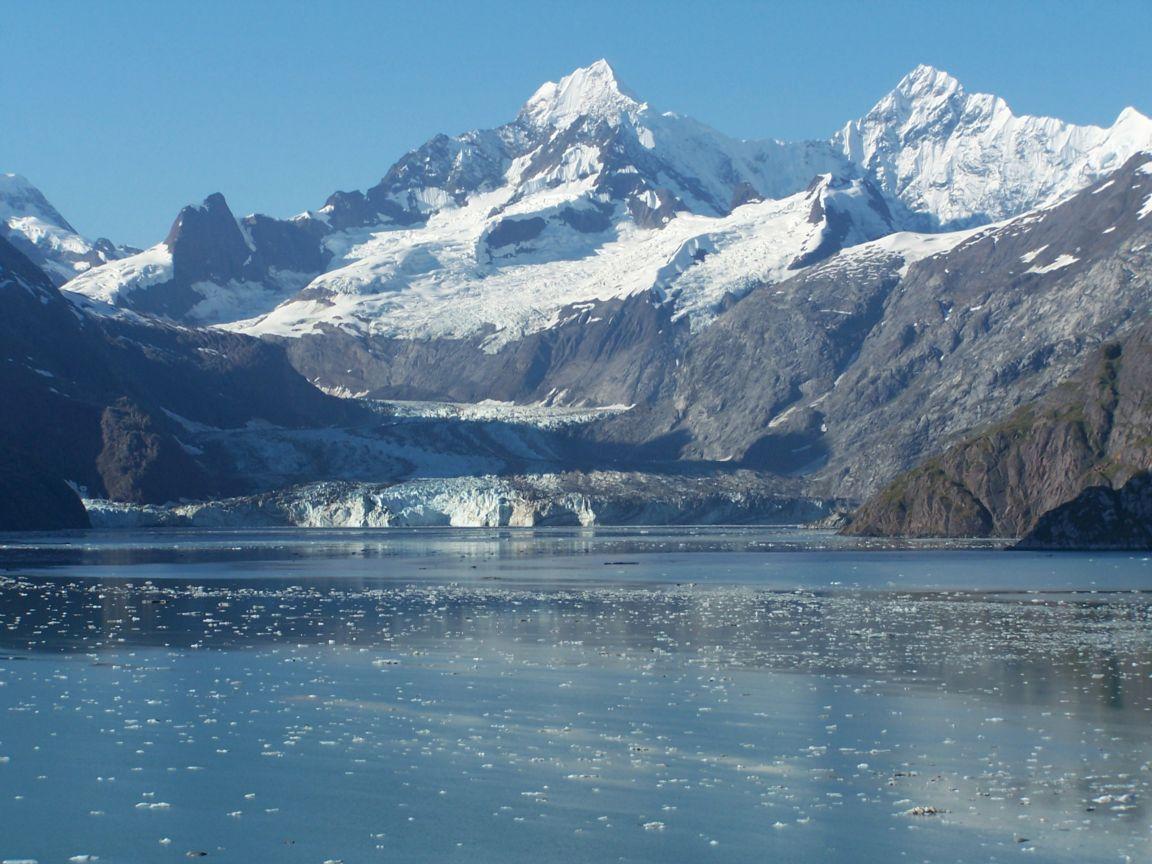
65, 61, 1152, 347
245, 119, 889, 345
69, 60, 861, 332
319, 59, 842, 232
835, 64, 1152, 229
0, 173, 135, 285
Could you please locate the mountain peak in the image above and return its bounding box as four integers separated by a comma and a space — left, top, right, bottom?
847, 65, 976, 139
0, 172, 35, 193
163, 191, 251, 280
1113, 105, 1152, 134
0, 172, 74, 231
892, 64, 963, 101
198, 192, 233, 214
519, 59, 643, 128
1116, 105, 1149, 122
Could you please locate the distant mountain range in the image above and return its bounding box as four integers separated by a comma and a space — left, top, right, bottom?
3, 61, 1151, 542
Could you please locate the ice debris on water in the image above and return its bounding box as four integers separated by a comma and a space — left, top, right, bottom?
0, 533, 1149, 862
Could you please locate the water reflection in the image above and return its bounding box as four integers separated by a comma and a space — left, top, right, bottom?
0, 533, 1149, 864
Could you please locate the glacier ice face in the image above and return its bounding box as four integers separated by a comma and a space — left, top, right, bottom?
83, 474, 842, 529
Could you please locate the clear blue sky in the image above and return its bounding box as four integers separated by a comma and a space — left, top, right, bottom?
3, 0, 1149, 247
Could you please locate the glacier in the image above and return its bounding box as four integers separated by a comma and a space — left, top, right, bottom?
83, 474, 844, 529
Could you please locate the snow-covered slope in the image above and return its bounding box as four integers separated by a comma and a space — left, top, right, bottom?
66, 243, 175, 306
323, 59, 843, 231
240, 173, 893, 343
62, 61, 1152, 350
836, 64, 1152, 229
0, 173, 133, 284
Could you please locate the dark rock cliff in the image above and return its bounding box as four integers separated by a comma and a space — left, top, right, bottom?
844, 321, 1152, 538
1015, 472, 1152, 550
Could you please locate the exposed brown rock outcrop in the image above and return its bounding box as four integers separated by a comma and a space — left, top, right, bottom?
844, 322, 1152, 538
96, 399, 211, 505
1016, 471, 1152, 549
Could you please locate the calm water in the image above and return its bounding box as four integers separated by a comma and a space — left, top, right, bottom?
0, 527, 1149, 863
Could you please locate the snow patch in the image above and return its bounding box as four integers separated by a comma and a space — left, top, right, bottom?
1139, 193, 1152, 220
1019, 245, 1049, 265
1025, 254, 1079, 275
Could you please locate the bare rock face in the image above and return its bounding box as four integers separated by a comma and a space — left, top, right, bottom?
845, 321, 1152, 538
612, 246, 902, 468
1017, 472, 1152, 550
0, 449, 90, 530
164, 192, 253, 285
597, 152, 1152, 492
96, 398, 211, 504
843, 468, 994, 538
809, 153, 1152, 499
281, 289, 688, 407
